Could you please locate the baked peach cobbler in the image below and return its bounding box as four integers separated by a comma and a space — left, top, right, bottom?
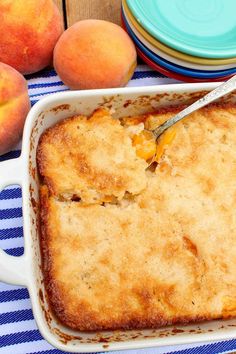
37, 104, 236, 331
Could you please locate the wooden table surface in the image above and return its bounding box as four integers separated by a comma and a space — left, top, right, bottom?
54, 0, 121, 28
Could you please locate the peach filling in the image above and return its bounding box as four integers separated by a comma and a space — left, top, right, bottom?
132, 128, 176, 162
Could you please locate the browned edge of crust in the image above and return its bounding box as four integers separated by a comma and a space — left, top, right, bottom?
39, 186, 70, 326
36, 114, 85, 195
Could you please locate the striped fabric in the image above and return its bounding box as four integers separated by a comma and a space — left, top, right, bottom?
0, 65, 236, 354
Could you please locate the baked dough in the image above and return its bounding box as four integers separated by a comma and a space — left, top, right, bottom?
38, 104, 236, 331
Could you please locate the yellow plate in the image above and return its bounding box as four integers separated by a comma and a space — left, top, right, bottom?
122, 0, 236, 66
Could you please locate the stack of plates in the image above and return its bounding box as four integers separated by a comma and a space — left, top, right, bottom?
121, 0, 236, 82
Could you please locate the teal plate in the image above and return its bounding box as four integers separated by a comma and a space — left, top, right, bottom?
126, 0, 236, 59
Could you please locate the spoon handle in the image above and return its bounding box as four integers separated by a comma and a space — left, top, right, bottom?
153, 75, 236, 139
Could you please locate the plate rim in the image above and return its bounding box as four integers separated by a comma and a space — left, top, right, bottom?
126, 0, 236, 59
122, 0, 236, 65
122, 5, 236, 72
137, 47, 234, 83
122, 11, 236, 79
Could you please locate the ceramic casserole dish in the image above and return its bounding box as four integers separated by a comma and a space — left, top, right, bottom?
0, 84, 236, 352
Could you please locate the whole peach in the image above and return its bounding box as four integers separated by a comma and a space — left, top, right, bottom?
0, 63, 31, 155
53, 20, 137, 90
0, 0, 63, 75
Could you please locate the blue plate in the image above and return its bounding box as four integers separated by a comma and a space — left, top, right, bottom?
126, 0, 236, 59
122, 9, 236, 79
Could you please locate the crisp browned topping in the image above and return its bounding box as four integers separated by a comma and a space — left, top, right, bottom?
37, 108, 148, 204
38, 104, 236, 331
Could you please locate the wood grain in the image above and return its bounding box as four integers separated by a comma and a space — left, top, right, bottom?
65, 0, 121, 27
54, 0, 64, 17
53, 0, 66, 28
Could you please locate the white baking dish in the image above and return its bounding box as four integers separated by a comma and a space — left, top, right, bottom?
0, 84, 236, 352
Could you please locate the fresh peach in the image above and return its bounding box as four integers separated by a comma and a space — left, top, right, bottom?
0, 0, 64, 75
53, 20, 137, 90
0, 62, 31, 155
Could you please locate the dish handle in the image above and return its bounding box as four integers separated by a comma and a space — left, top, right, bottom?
0, 157, 28, 286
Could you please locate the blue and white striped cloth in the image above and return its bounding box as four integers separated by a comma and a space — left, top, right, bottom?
1, 65, 236, 354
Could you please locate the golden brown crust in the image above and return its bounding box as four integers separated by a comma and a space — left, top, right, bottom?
40, 186, 71, 325
38, 103, 236, 331
37, 108, 147, 203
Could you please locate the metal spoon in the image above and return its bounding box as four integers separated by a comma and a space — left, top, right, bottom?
152, 75, 236, 140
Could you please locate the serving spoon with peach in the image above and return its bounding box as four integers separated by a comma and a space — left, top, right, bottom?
131, 75, 236, 167
152, 75, 236, 140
